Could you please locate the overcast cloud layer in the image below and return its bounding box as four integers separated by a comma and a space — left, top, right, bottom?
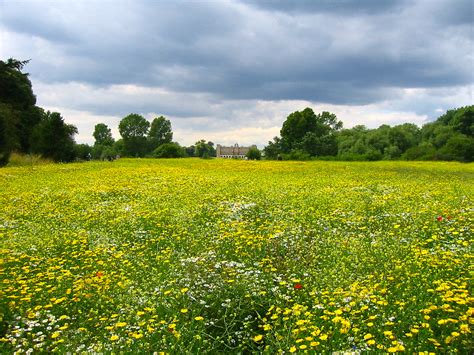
1, 0, 472, 146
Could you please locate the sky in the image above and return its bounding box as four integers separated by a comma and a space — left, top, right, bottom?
1, 0, 472, 147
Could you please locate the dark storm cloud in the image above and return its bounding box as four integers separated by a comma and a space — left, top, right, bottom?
241, 0, 402, 15
0, 0, 472, 112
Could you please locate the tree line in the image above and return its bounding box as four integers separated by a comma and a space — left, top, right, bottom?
0, 58, 218, 165
1, 58, 472, 165
90, 114, 217, 160
0, 59, 77, 165
264, 106, 473, 162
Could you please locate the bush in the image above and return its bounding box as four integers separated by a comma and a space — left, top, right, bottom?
402, 144, 437, 161
153, 143, 186, 158
246, 147, 261, 160
283, 149, 312, 161
438, 134, 474, 162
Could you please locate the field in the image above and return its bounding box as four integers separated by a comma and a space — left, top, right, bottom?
0, 159, 472, 353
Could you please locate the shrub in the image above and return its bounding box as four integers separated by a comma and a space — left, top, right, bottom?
153, 142, 186, 158
246, 147, 261, 160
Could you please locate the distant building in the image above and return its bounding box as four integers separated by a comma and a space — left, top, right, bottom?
216, 143, 257, 159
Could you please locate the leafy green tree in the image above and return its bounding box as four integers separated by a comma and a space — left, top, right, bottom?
195, 140, 216, 158
246, 147, 261, 160
0, 104, 18, 166
402, 142, 436, 161
263, 137, 282, 160
31, 111, 78, 162
93, 123, 114, 146
118, 114, 150, 157
0, 59, 36, 110
148, 116, 173, 152
0, 58, 42, 159
92, 123, 115, 159
185, 145, 195, 157
438, 134, 474, 162
280, 108, 319, 151
153, 142, 186, 158
101, 145, 118, 161
74, 143, 92, 161
280, 108, 342, 156
437, 106, 473, 137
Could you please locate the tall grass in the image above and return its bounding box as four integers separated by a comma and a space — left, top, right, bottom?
6, 152, 53, 167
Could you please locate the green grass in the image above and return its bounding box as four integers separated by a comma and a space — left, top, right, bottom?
0, 159, 473, 353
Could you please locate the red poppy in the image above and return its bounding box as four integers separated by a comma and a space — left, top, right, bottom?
96, 271, 104, 278
294, 283, 303, 290
436, 216, 443, 221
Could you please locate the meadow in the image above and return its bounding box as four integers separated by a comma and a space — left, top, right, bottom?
0, 159, 472, 353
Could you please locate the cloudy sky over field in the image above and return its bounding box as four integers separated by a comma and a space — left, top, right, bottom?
1, 0, 472, 146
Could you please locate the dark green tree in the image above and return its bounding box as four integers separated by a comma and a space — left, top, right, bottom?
153, 142, 186, 158
280, 108, 342, 156
0, 104, 18, 166
74, 143, 92, 161
92, 123, 115, 159
246, 147, 261, 160
118, 114, 150, 157
195, 140, 216, 158
185, 145, 195, 157
148, 116, 173, 152
263, 137, 282, 160
93, 123, 114, 146
0, 58, 42, 159
31, 111, 78, 162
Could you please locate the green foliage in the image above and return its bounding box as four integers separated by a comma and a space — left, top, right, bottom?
31, 111, 78, 162
153, 142, 186, 158
185, 145, 196, 157
402, 143, 437, 161
280, 108, 342, 151
269, 105, 471, 162
437, 134, 474, 162
93, 123, 114, 147
0, 104, 18, 166
278, 108, 343, 157
74, 144, 92, 161
0, 59, 36, 110
263, 137, 282, 160
283, 149, 312, 161
1, 58, 79, 165
148, 116, 173, 152
194, 140, 216, 158
245, 147, 261, 160
118, 114, 150, 157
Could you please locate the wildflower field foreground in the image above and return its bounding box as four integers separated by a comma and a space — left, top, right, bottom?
0, 159, 472, 353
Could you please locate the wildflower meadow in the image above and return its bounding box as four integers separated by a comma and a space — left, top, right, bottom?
0, 159, 472, 353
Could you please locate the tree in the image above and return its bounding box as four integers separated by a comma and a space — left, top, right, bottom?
148, 116, 173, 152
194, 140, 216, 158
153, 142, 186, 158
246, 147, 261, 160
184, 145, 195, 157
92, 123, 115, 159
278, 108, 343, 157
93, 123, 114, 146
0, 58, 42, 159
118, 114, 150, 157
31, 111, 78, 162
74, 143, 92, 161
0, 104, 19, 166
263, 137, 282, 160
438, 134, 474, 162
